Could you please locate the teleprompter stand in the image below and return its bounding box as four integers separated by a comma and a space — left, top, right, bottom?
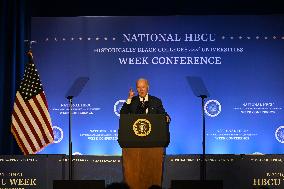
53, 77, 96, 189
187, 76, 210, 181
65, 77, 89, 180
181, 76, 222, 189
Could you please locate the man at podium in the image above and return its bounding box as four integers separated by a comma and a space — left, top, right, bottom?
120, 78, 170, 123
119, 78, 170, 189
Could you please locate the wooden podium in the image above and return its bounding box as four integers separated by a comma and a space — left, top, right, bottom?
118, 114, 170, 189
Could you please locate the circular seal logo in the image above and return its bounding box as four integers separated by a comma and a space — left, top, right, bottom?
275, 126, 284, 143
52, 126, 63, 143
204, 99, 221, 117
114, 100, 126, 117
133, 119, 152, 137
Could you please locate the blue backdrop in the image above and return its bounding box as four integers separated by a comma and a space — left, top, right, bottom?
31, 16, 284, 155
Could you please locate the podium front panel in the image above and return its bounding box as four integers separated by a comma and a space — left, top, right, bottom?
118, 114, 170, 148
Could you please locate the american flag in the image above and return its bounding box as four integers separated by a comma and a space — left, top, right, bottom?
11, 51, 54, 154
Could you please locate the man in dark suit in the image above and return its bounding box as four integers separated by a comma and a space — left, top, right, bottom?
119, 78, 169, 189
120, 78, 170, 123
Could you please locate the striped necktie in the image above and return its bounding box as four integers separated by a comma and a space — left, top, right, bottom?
141, 97, 145, 108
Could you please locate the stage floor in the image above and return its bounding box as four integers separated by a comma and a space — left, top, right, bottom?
0, 154, 283, 189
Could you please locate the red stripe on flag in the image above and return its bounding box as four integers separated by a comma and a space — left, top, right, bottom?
39, 92, 54, 137
41, 92, 49, 109
11, 124, 29, 155
12, 109, 37, 153
15, 96, 44, 148
33, 94, 54, 140
26, 100, 49, 145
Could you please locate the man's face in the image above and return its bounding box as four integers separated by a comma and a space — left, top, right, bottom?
136, 80, 149, 98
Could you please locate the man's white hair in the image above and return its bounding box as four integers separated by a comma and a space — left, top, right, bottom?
136, 78, 149, 87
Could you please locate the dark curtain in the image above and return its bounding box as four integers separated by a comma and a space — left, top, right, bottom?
0, 0, 30, 154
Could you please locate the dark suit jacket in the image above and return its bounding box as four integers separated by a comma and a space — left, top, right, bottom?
120, 95, 169, 117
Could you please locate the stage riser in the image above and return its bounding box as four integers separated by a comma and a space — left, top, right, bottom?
0, 155, 283, 189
